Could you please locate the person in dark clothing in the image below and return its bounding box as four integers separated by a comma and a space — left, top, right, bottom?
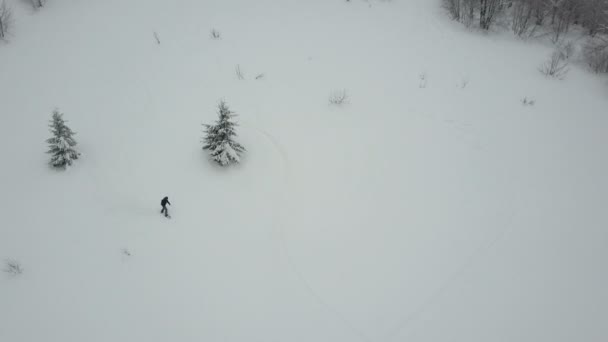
160, 196, 171, 217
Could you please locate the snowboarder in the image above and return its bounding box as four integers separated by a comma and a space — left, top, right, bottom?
160, 196, 171, 217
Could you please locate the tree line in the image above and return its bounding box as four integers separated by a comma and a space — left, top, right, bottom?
444, 0, 608, 73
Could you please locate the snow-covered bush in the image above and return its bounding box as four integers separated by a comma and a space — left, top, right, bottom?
46, 110, 80, 168
202, 101, 245, 166
0, 1, 12, 40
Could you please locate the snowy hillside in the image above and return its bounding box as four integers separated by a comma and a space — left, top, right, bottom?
1, 0, 607, 341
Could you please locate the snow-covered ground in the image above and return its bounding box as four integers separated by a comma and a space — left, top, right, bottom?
1, 0, 607, 341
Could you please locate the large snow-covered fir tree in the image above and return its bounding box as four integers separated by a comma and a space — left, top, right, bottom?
46, 110, 80, 168
202, 101, 245, 166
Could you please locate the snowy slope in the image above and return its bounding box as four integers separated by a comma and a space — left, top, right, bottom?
1, 0, 607, 341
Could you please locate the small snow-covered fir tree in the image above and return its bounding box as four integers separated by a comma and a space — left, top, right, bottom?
46, 110, 80, 168
202, 101, 245, 166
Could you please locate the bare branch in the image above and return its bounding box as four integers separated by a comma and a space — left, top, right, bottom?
235, 65, 245, 80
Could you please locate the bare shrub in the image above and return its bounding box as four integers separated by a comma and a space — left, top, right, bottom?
558, 40, 575, 59
235, 65, 245, 80
583, 37, 608, 73
521, 97, 536, 106
329, 89, 349, 106
0, 1, 13, 40
539, 49, 569, 79
210, 29, 221, 40
255, 73, 265, 80
153, 32, 160, 44
4, 259, 22, 275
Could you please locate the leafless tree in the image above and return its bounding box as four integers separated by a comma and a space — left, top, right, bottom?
479, 0, 503, 30
0, 1, 13, 40
546, 0, 581, 43
443, 0, 476, 27
579, 0, 608, 36
583, 36, 608, 73
444, 0, 463, 21
511, 0, 536, 36
444, 0, 504, 30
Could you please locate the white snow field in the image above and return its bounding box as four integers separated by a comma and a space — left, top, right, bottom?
1, 0, 607, 341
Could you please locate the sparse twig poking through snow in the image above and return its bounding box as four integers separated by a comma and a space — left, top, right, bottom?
521, 97, 535, 106
459, 77, 469, 89
153, 32, 160, 45
4, 259, 22, 276
210, 29, 221, 40
122, 249, 131, 257
235, 65, 245, 80
419, 72, 427, 88
329, 89, 349, 106
255, 73, 265, 80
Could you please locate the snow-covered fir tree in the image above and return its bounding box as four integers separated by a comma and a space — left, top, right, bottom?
46, 110, 80, 168
202, 101, 245, 166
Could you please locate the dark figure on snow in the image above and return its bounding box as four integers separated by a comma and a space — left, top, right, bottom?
161, 196, 171, 217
